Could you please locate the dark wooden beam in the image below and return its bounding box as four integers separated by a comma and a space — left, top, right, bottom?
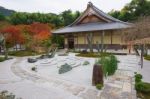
101, 31, 105, 52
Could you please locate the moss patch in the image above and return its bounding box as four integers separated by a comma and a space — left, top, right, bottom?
8, 50, 40, 57
76, 52, 110, 58
144, 55, 150, 61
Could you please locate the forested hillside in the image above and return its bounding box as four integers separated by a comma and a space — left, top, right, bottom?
0, 6, 15, 16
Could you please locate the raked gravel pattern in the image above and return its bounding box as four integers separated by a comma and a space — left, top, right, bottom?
11, 57, 101, 99
0, 54, 140, 99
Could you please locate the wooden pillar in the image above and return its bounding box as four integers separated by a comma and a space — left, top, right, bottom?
84, 33, 86, 49
101, 31, 105, 53
77, 33, 79, 50
111, 31, 113, 45
87, 32, 93, 52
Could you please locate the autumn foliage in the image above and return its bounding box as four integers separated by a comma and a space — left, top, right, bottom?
27, 22, 51, 41
1, 25, 25, 47
0, 22, 52, 51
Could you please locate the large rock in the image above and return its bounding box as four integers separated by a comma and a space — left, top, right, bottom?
92, 64, 103, 85
28, 58, 37, 63
59, 63, 72, 74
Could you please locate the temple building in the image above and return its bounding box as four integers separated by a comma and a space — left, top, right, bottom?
53, 2, 131, 51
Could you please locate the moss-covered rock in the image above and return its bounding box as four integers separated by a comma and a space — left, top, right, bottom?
59, 63, 72, 74
83, 61, 90, 65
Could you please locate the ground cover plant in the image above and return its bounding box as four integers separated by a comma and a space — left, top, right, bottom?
135, 73, 150, 99
96, 84, 103, 90
8, 50, 41, 57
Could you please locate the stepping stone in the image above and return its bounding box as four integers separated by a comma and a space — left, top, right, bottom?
122, 82, 131, 92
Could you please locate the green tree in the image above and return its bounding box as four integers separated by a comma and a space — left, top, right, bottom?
0, 13, 5, 21
61, 10, 74, 26
51, 35, 64, 48
109, 0, 150, 21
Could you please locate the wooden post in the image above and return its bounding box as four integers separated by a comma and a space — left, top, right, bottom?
101, 31, 105, 53
77, 33, 79, 50
87, 33, 93, 52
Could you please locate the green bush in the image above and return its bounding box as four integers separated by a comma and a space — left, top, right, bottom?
96, 84, 103, 90
135, 82, 150, 93
96, 55, 118, 77
135, 73, 150, 93
0, 57, 5, 62
135, 74, 142, 83
109, 55, 118, 75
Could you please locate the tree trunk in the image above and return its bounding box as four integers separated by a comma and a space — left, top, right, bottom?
3, 39, 8, 59
101, 31, 105, 53
87, 33, 93, 52
141, 44, 144, 68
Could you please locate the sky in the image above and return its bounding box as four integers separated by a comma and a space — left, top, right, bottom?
0, 0, 132, 14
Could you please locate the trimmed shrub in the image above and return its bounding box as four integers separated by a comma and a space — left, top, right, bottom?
96, 84, 103, 90
135, 82, 150, 93
109, 55, 118, 75
135, 74, 142, 83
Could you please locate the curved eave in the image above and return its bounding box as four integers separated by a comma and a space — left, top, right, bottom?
52, 22, 132, 34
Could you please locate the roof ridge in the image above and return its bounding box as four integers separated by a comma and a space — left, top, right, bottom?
92, 4, 120, 22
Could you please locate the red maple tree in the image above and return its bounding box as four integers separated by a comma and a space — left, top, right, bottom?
2, 25, 25, 45
25, 22, 52, 51
27, 22, 51, 43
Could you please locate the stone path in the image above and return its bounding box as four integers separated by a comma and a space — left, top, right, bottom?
11, 57, 101, 99
100, 55, 139, 99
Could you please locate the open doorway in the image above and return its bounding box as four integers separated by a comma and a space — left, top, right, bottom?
68, 35, 74, 49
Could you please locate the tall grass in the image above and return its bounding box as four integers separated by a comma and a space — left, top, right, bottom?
96, 54, 118, 77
